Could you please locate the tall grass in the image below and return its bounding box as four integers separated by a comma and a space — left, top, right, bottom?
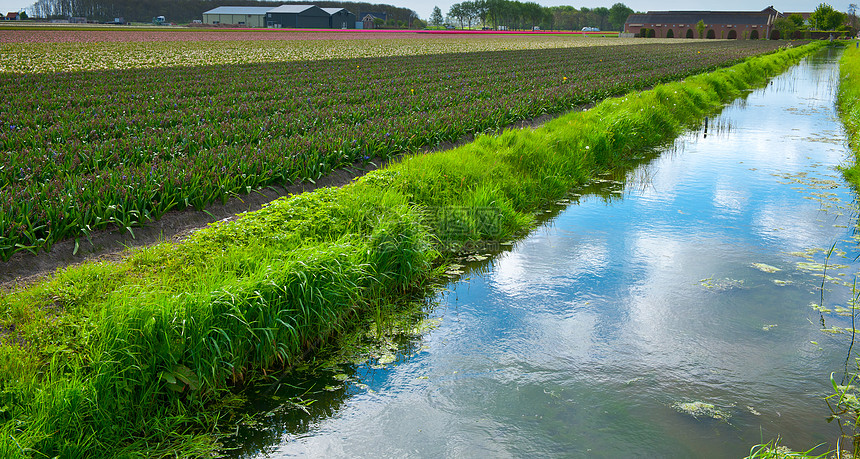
839, 41, 860, 187
0, 41, 824, 457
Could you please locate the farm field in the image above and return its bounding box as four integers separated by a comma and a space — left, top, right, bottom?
3, 32, 650, 73
0, 37, 789, 261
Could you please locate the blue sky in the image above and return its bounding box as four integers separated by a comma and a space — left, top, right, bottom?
0, 0, 842, 21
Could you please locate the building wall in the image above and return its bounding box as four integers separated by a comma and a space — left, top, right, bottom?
329, 11, 356, 29
203, 13, 265, 27
267, 10, 330, 28
624, 22, 770, 39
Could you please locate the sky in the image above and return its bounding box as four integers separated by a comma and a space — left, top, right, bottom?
0, 0, 839, 21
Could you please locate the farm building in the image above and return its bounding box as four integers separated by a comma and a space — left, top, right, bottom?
5, 12, 21, 20
359, 11, 386, 29
202, 7, 272, 27
322, 7, 356, 29
625, 6, 780, 39
266, 5, 329, 29
202, 5, 356, 29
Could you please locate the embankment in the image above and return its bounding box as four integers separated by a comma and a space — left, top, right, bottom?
839, 41, 860, 186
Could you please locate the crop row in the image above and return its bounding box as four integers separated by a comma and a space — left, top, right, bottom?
3, 35, 660, 74
0, 40, 789, 260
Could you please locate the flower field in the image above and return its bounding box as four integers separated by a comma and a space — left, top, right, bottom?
3, 33, 657, 73
0, 39, 789, 260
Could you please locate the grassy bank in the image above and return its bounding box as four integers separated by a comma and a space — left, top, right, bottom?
839, 41, 860, 187
0, 42, 823, 457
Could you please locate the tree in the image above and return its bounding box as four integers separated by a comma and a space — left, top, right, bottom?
460, 1, 478, 29
430, 6, 443, 26
448, 3, 465, 28
19, 11, 28, 20
848, 3, 858, 34
774, 16, 798, 38
608, 3, 633, 31
810, 3, 845, 30
592, 6, 609, 30
696, 19, 705, 38
788, 13, 805, 27
474, 0, 489, 27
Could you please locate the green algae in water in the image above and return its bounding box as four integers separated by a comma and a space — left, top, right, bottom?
672, 401, 731, 421
377, 353, 396, 365
699, 277, 745, 291
752, 263, 781, 273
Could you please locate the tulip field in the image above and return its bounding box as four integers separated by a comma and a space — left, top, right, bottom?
2, 31, 648, 73
0, 35, 789, 260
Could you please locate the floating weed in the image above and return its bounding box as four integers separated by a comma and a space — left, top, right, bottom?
797, 262, 829, 272
762, 324, 778, 331
444, 264, 465, 277
752, 263, 781, 273
672, 401, 732, 421
746, 405, 762, 416
700, 277, 746, 291
773, 279, 793, 286
409, 317, 442, 337
811, 302, 833, 313
377, 353, 396, 365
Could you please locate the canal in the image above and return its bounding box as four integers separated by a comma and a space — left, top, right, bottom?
230, 47, 857, 458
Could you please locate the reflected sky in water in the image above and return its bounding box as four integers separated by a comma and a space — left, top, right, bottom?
243, 48, 858, 458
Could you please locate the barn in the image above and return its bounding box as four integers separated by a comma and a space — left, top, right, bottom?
202, 6, 272, 28
322, 7, 356, 29
625, 7, 780, 40
266, 5, 329, 29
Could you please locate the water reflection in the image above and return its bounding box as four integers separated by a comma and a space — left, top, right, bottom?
230, 48, 856, 458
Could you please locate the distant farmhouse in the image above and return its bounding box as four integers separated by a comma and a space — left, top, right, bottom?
625, 6, 782, 39
359, 11, 386, 29
5, 12, 21, 20
202, 4, 356, 29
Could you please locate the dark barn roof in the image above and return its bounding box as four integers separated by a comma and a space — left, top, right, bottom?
626, 11, 773, 25
202, 6, 274, 15
267, 5, 318, 14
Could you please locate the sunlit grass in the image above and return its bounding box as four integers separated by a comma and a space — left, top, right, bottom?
839, 41, 860, 188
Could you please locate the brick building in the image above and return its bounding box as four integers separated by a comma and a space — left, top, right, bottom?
625, 6, 781, 39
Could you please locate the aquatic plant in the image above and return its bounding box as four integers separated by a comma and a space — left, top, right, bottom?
746, 437, 828, 459
672, 401, 731, 421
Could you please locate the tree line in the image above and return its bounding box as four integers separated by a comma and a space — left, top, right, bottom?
431, 0, 634, 31
773, 2, 858, 37
26, 0, 419, 25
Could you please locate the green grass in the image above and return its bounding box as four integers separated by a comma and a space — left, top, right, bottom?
745, 438, 828, 459
839, 41, 860, 188
0, 41, 825, 457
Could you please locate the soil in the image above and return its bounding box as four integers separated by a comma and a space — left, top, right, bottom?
0, 112, 565, 291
